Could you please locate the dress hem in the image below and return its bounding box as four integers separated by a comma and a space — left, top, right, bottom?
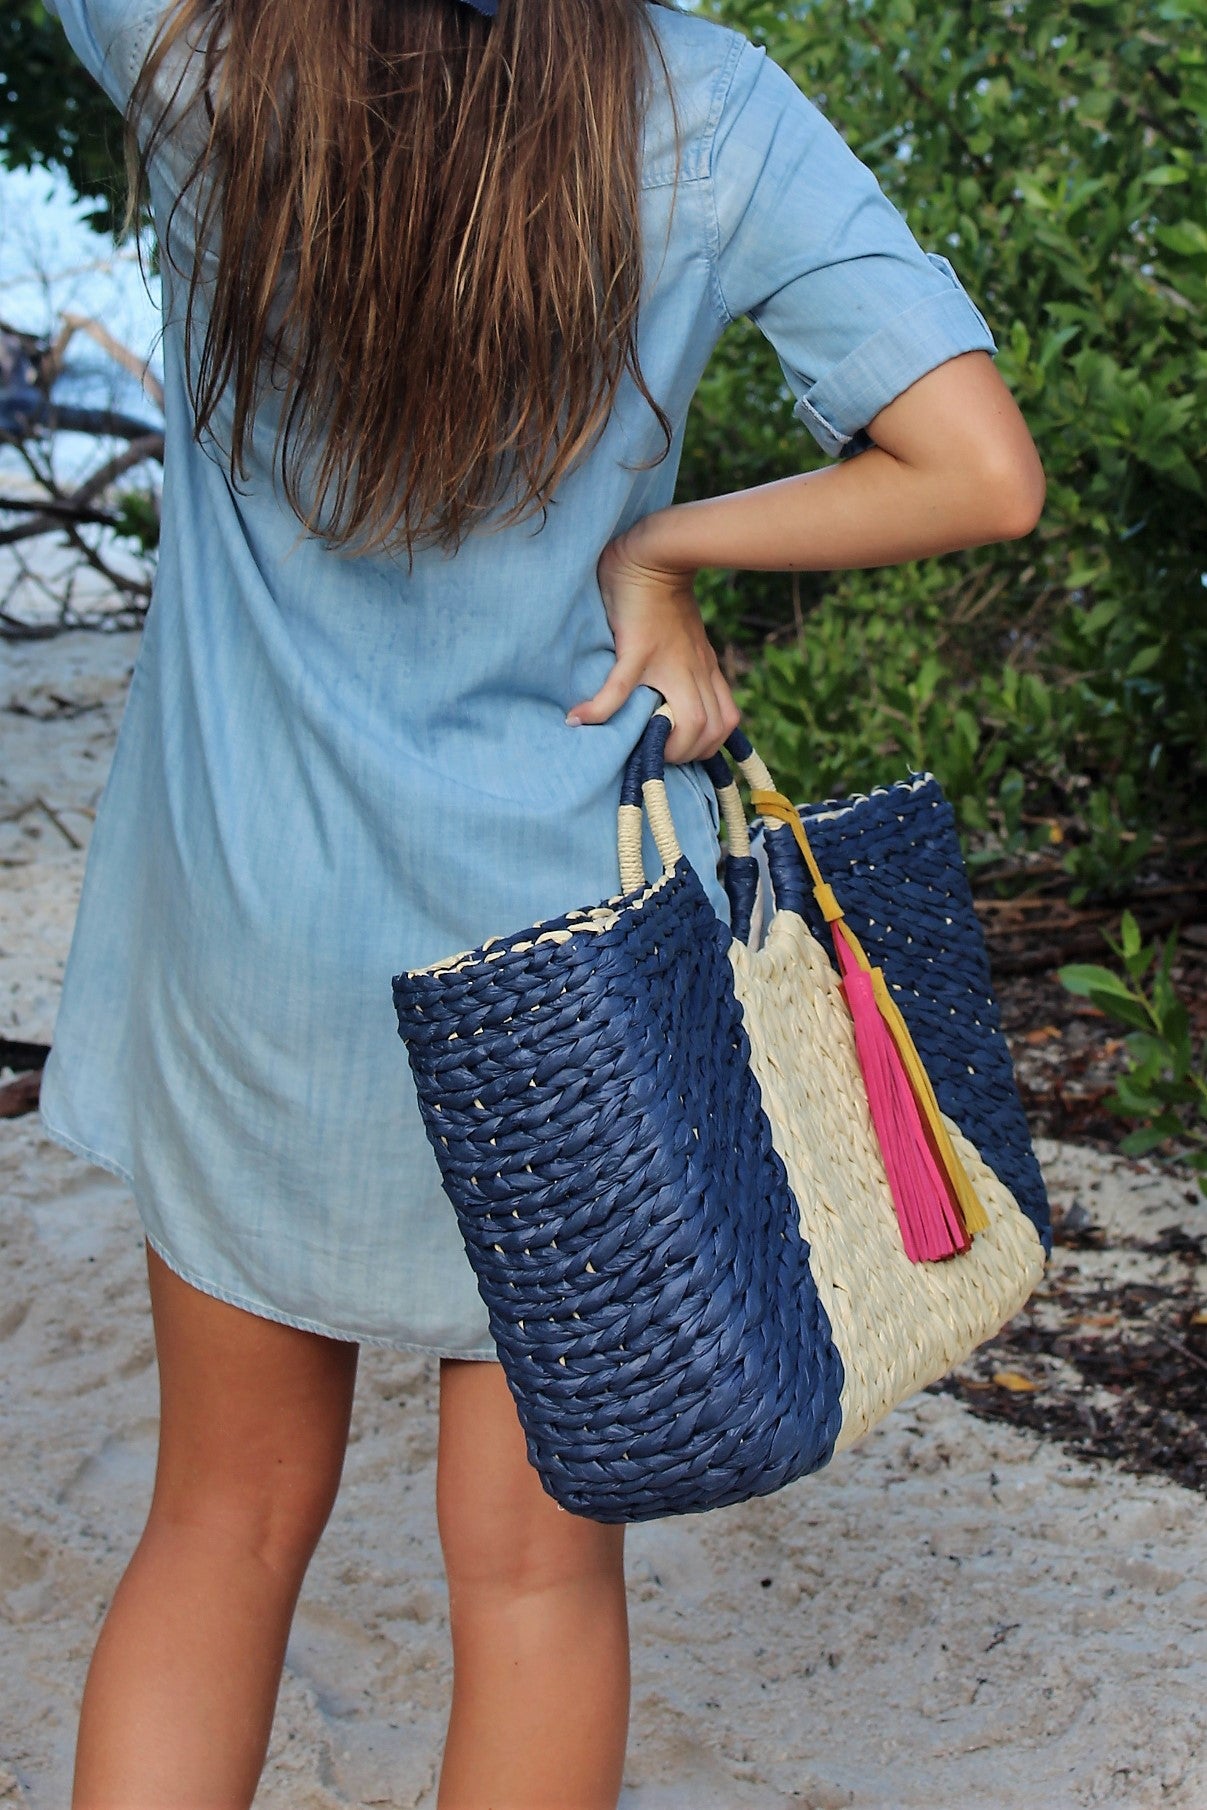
35, 1103, 501, 1362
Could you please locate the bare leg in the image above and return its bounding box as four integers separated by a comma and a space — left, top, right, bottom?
435, 1358, 629, 1810
72, 1245, 358, 1809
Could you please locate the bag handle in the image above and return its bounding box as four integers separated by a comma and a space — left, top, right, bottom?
617, 703, 823, 945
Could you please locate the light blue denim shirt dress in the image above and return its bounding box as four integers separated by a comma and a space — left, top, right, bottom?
39, 0, 999, 1355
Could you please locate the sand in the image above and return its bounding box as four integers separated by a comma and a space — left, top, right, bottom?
2, 625, 1205, 1809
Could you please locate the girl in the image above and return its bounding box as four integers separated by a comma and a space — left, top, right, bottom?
36, 0, 1045, 1804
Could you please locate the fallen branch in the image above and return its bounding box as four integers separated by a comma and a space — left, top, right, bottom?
979, 887, 1207, 975
53, 312, 165, 411
0, 432, 164, 547
0, 495, 121, 530
0, 399, 160, 441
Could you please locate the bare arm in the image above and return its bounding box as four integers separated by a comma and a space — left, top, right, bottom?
569, 353, 1045, 762
628, 352, 1045, 573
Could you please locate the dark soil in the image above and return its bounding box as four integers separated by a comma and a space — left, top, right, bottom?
931, 1207, 1207, 1497
926, 960, 1207, 1497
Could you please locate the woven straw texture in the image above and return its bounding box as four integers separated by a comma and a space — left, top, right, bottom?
728, 908, 1046, 1452
784, 777, 1052, 1255
393, 859, 847, 1523
392, 712, 1048, 1522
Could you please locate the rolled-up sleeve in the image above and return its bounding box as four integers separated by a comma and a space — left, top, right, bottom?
709, 41, 998, 460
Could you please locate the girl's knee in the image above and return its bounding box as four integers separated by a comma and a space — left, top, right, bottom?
437, 1357, 624, 1599
146, 1455, 343, 1582
442, 1506, 624, 1605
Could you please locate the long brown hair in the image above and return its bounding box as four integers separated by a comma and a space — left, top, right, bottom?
126, 0, 675, 556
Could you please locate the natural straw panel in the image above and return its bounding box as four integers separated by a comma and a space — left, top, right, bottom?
730, 907, 1046, 1451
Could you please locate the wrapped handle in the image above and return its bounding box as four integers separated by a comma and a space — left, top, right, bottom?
617, 703, 816, 944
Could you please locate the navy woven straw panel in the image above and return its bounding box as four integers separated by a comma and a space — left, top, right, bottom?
392, 856, 846, 1523
745, 775, 1051, 1257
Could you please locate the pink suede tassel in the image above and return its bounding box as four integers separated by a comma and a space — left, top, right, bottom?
832, 930, 971, 1262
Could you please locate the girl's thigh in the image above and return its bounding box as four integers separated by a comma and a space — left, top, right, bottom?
144, 1245, 359, 1557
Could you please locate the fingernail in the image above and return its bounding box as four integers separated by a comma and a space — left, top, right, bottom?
565, 711, 582, 726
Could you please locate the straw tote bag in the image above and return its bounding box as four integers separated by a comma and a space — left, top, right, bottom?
391, 705, 1048, 1523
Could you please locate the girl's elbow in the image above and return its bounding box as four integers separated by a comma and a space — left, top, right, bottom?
983, 443, 1047, 540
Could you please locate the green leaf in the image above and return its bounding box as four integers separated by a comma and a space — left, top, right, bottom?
1058, 964, 1133, 999
1156, 993, 1191, 1041
1152, 1077, 1202, 1107
1120, 910, 1142, 958
1124, 1030, 1172, 1067
1126, 644, 1165, 678
1079, 598, 1119, 632
1154, 221, 1207, 257
1119, 1126, 1176, 1156
1089, 990, 1156, 1032
1112, 1077, 1166, 1115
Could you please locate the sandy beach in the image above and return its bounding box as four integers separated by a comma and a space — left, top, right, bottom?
2, 625, 1205, 1808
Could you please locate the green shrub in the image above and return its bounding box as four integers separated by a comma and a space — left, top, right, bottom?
691, 0, 1206, 898
1060, 913, 1207, 1194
